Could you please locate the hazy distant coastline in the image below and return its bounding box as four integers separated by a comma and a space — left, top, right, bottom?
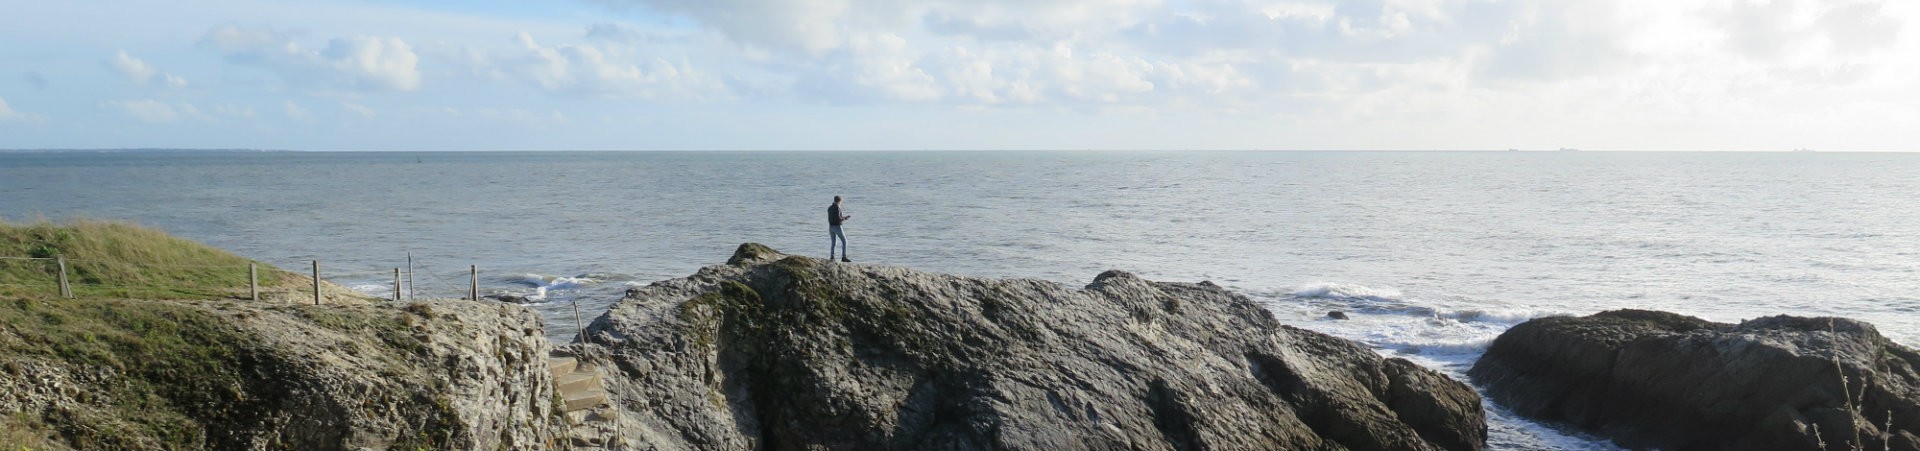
0, 148, 292, 154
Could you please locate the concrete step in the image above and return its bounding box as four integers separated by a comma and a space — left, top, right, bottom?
563, 387, 609, 412
565, 405, 617, 424
548, 357, 578, 379
556, 369, 602, 395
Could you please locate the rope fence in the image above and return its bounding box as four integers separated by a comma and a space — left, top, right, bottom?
1, 253, 490, 305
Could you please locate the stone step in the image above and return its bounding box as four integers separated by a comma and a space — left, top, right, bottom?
562, 387, 609, 412
548, 357, 578, 379
556, 368, 602, 395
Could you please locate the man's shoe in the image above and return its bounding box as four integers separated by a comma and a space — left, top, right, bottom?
841, 257, 851, 263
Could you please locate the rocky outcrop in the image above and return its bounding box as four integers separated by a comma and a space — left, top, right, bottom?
566, 243, 1486, 451
1469, 310, 1920, 451
0, 298, 559, 450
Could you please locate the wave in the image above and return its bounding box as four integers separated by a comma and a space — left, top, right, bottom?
347, 283, 390, 297
1278, 282, 1565, 325
506, 273, 604, 301
1293, 282, 1404, 301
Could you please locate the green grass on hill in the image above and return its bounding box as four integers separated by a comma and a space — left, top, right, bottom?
0, 219, 287, 300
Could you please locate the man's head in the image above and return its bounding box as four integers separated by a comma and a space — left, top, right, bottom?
834, 195, 842, 204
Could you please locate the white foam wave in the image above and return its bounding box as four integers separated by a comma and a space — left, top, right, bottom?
1381, 336, 1499, 357
1437, 308, 1560, 324
505, 273, 604, 302
1293, 282, 1404, 301
348, 283, 388, 297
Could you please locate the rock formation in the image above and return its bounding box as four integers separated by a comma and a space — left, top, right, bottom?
0, 298, 559, 450
565, 243, 1487, 451
1469, 309, 1920, 451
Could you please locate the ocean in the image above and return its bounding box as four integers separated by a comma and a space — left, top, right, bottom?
5, 150, 1918, 449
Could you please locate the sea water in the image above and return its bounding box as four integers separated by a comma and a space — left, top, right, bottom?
6, 150, 1919, 449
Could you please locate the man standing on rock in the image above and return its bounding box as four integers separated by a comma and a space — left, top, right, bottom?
829, 195, 851, 262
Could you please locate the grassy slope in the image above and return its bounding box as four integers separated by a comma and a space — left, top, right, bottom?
0, 219, 286, 300
0, 220, 342, 450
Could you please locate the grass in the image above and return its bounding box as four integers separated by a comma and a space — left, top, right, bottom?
1810, 319, 1896, 451
0, 218, 287, 300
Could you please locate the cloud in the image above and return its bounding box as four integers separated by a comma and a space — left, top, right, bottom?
589, 0, 1914, 116
342, 101, 376, 118
283, 100, 314, 121
109, 50, 190, 88
0, 96, 47, 123
110, 51, 156, 82
455, 30, 724, 99
112, 99, 206, 123
214, 104, 257, 119
201, 26, 422, 91
424, 106, 569, 129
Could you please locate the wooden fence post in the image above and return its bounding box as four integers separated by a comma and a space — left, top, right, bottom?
393, 268, 402, 301
56, 256, 72, 299
249, 263, 259, 301
311, 261, 321, 306
573, 299, 586, 344
406, 253, 414, 301
469, 265, 478, 301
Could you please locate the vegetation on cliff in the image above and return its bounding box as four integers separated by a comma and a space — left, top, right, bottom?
0, 219, 288, 300
0, 220, 557, 451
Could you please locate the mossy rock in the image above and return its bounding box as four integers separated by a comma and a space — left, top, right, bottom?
727, 243, 783, 266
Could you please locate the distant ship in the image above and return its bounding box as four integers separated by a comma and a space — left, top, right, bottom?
1558, 147, 1581, 152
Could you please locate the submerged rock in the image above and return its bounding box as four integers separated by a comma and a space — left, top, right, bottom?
566, 243, 1487, 451
1469, 310, 1920, 451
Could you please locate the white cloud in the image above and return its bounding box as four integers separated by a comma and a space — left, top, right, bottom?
9, 0, 1919, 149
109, 50, 189, 88
0, 96, 47, 123
342, 101, 377, 118
214, 104, 257, 119
202, 26, 422, 91
110, 50, 157, 83
457, 30, 724, 99
112, 99, 198, 123
425, 106, 569, 129
283, 100, 314, 122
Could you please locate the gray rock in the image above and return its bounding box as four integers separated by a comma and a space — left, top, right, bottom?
1327, 311, 1349, 320
1469, 309, 1920, 451
566, 243, 1486, 451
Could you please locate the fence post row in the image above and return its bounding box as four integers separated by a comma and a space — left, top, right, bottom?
13, 256, 490, 304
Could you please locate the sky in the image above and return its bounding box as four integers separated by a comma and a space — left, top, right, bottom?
0, 0, 1915, 151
